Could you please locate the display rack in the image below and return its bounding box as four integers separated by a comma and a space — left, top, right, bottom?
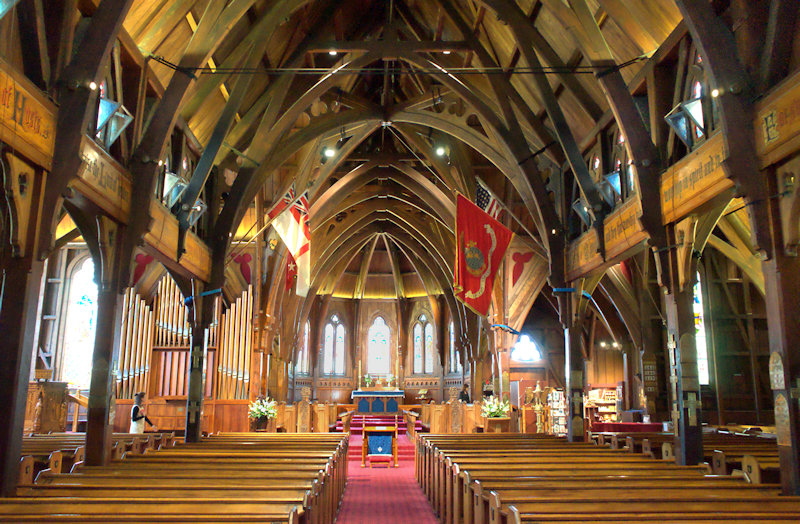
547, 388, 567, 436
584, 386, 618, 425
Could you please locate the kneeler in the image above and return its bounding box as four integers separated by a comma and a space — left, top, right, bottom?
362, 426, 398, 468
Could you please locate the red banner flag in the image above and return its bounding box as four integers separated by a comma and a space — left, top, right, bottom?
454, 194, 513, 316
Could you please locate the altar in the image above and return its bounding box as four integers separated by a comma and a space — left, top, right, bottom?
351, 389, 404, 414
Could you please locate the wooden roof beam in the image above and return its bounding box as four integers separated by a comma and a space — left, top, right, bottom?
355, 235, 379, 299
383, 233, 406, 299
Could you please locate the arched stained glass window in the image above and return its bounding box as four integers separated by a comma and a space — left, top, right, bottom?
61, 258, 97, 389
297, 321, 310, 374
323, 315, 345, 375
413, 314, 435, 374
424, 323, 434, 373
367, 316, 391, 375
449, 322, 462, 374
693, 273, 710, 385
510, 335, 542, 362
413, 323, 423, 373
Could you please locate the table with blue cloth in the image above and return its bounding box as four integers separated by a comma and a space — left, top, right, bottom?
361, 425, 398, 468
351, 389, 404, 414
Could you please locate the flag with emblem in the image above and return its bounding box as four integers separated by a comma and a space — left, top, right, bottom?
454, 193, 513, 316
268, 184, 310, 296
475, 179, 502, 219
285, 253, 297, 291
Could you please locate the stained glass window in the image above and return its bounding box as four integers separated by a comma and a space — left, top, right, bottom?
323, 315, 345, 375
367, 316, 391, 375
510, 335, 542, 362
413, 323, 423, 373
297, 321, 310, 374
424, 323, 434, 373
61, 258, 97, 389
449, 322, 462, 373
693, 273, 710, 385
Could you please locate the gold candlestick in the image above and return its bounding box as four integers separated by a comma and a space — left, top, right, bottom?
358, 361, 362, 388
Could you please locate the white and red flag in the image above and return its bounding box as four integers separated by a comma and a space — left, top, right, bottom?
268, 184, 310, 296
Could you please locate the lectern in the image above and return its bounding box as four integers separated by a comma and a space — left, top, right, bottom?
361, 425, 398, 468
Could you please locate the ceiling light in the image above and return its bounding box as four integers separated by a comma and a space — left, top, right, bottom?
324, 147, 336, 158
711, 88, 720, 98
157, 160, 164, 167
88, 81, 97, 91
435, 146, 446, 157
600, 341, 607, 348
443, 50, 451, 55
329, 50, 338, 56
551, 229, 557, 235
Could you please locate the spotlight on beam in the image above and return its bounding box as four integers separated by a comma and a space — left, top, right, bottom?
324, 147, 336, 158
329, 50, 338, 56
435, 146, 446, 157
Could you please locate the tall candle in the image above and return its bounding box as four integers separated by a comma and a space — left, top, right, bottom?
396, 358, 400, 389
358, 361, 362, 388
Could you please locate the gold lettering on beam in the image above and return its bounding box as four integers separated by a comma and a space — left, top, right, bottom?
71, 136, 132, 221
660, 132, 731, 225
757, 69, 800, 167
0, 58, 55, 169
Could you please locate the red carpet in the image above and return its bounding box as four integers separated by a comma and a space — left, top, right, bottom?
335, 435, 439, 523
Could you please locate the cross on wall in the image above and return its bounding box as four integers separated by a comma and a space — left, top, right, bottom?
572, 391, 582, 415
685, 392, 699, 426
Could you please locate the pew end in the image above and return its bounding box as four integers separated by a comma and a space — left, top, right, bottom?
18, 456, 34, 486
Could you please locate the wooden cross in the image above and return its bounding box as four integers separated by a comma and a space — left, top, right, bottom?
572, 391, 582, 415
685, 392, 699, 426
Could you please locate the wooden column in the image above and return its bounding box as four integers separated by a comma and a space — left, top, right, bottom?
85, 282, 123, 466
185, 284, 214, 443
564, 325, 585, 442
0, 258, 44, 496
663, 234, 703, 466
763, 168, 800, 495
85, 218, 124, 467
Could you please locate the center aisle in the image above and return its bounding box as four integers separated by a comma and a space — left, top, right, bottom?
335, 434, 439, 524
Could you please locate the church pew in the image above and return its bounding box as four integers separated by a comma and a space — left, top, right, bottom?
420, 434, 800, 524
0, 497, 307, 523
17, 456, 34, 486
11, 434, 347, 524
742, 454, 782, 484
710, 447, 778, 475
421, 436, 712, 522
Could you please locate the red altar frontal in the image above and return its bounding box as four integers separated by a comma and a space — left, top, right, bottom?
591, 422, 665, 432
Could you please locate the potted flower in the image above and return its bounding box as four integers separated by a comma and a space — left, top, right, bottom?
481, 395, 511, 433
248, 397, 277, 431
364, 374, 373, 387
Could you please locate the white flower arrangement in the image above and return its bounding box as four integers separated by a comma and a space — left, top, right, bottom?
248, 397, 277, 420
481, 395, 510, 418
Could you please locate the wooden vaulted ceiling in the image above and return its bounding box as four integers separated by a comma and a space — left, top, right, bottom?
120, 0, 682, 300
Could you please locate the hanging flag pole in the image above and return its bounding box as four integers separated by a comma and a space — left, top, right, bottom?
475, 176, 547, 257
225, 189, 307, 265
